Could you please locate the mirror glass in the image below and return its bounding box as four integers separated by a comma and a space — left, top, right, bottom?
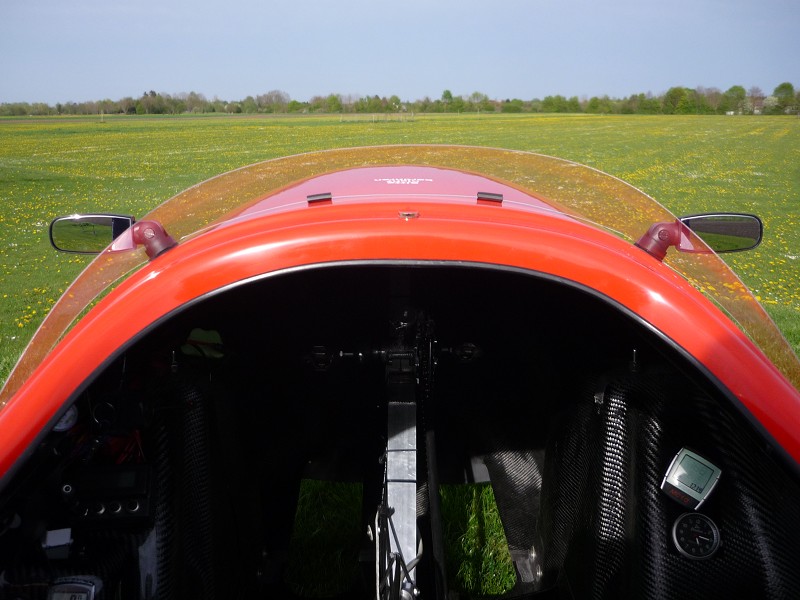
49, 214, 135, 254
679, 213, 763, 253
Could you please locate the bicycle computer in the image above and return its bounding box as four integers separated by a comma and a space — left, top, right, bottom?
660, 448, 721, 509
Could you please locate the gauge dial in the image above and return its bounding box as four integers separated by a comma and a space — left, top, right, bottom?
672, 512, 720, 559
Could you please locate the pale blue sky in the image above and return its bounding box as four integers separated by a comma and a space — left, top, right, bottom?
1, 0, 797, 104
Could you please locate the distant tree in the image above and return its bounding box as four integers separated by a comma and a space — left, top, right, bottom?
501, 99, 524, 113
326, 94, 343, 113
241, 96, 258, 113
354, 95, 376, 112
623, 95, 651, 114
166, 95, 187, 114
541, 95, 568, 113
409, 96, 431, 113
586, 95, 615, 114
747, 86, 764, 114
136, 91, 169, 114
0, 103, 27, 116
721, 85, 746, 113
308, 95, 326, 112
257, 90, 290, 113
116, 97, 135, 114
11, 81, 798, 118
26, 102, 52, 116
662, 87, 689, 114
773, 82, 796, 113
366, 95, 385, 112
183, 91, 208, 113
388, 95, 402, 111
699, 87, 723, 112
566, 96, 582, 113
676, 89, 698, 114
97, 98, 116, 114
468, 91, 494, 112
687, 88, 714, 114
641, 93, 662, 114
618, 97, 634, 114
763, 95, 779, 113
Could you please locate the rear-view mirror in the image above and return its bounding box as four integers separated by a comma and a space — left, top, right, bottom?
49, 214, 135, 254
679, 213, 763, 253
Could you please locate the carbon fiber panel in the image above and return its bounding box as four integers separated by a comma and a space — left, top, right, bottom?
538, 368, 800, 599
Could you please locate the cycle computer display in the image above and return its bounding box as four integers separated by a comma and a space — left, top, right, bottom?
48, 576, 102, 600
660, 448, 721, 509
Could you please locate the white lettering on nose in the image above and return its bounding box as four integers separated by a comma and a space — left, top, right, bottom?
374, 178, 433, 185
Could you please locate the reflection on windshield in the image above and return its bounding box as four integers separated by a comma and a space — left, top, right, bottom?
2, 146, 798, 402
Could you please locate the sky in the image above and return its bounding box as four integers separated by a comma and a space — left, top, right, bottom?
1, 0, 798, 105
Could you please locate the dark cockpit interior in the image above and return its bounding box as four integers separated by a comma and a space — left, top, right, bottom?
2, 264, 799, 599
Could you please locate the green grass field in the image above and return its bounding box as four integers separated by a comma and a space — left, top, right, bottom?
1, 113, 799, 386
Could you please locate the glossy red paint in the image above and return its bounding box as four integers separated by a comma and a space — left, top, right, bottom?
2, 196, 799, 479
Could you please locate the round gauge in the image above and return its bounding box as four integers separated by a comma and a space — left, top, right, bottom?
672, 512, 720, 560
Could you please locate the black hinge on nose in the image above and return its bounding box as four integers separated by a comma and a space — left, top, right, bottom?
477, 192, 503, 205
307, 192, 333, 206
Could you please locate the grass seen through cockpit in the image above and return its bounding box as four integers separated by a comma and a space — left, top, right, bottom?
284, 480, 515, 597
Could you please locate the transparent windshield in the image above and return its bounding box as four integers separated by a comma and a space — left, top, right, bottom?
2, 145, 798, 402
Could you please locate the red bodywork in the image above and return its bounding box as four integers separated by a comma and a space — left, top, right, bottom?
2, 149, 799, 482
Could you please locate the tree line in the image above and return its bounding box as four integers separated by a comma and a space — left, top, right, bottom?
1, 83, 798, 117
